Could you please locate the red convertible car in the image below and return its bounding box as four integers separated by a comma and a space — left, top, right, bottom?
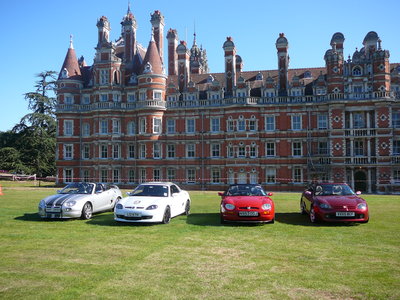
300, 183, 369, 223
219, 184, 275, 224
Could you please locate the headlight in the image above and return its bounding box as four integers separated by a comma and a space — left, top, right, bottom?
357, 203, 367, 210
225, 203, 235, 210
319, 203, 331, 209
262, 203, 272, 210
39, 200, 46, 208
64, 201, 76, 207
146, 205, 158, 210
116, 203, 124, 209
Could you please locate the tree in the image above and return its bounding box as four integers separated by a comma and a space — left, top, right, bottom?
0, 147, 29, 174
12, 71, 57, 177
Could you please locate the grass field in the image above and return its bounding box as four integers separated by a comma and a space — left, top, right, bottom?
0, 184, 399, 299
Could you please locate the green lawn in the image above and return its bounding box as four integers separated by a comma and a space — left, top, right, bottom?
0, 185, 399, 299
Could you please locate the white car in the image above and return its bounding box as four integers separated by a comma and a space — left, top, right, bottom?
38, 182, 122, 220
114, 182, 191, 224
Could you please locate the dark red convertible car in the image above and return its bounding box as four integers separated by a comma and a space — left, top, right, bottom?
219, 184, 275, 224
300, 183, 369, 223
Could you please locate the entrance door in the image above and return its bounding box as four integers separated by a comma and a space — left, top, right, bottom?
249, 173, 258, 184
238, 173, 247, 184
354, 170, 367, 192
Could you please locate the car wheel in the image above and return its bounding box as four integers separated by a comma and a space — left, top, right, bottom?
309, 206, 318, 223
162, 206, 171, 224
81, 202, 92, 220
220, 214, 226, 224
300, 200, 306, 215
184, 200, 190, 216
270, 218, 275, 224
111, 197, 121, 211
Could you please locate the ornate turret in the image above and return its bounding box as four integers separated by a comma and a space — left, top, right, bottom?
276, 33, 289, 96
150, 10, 165, 62
121, 3, 137, 63
223, 36, 236, 97
167, 28, 178, 75
58, 35, 82, 81
177, 40, 190, 92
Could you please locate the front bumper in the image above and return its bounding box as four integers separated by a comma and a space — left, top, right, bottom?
38, 207, 82, 219
114, 208, 163, 223
315, 207, 369, 223
221, 210, 275, 223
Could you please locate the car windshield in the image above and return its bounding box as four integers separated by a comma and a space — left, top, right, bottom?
226, 185, 267, 196
131, 185, 169, 197
59, 183, 94, 194
314, 184, 355, 196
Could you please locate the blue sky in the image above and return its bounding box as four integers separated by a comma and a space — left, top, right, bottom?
0, 0, 399, 132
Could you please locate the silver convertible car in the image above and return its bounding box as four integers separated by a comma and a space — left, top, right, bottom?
38, 182, 122, 219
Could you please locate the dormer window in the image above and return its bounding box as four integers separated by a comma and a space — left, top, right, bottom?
304, 71, 312, 78
352, 66, 362, 76
207, 75, 214, 83
144, 62, 152, 73
256, 72, 263, 81
61, 68, 69, 79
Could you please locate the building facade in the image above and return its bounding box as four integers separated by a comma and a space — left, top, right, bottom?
56, 8, 400, 193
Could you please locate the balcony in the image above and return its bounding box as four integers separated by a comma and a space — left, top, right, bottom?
392, 156, 400, 164
345, 156, 377, 164
344, 128, 377, 137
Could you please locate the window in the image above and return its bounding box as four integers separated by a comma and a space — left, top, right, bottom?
128, 121, 136, 135
292, 142, 302, 156
153, 169, 161, 181
100, 145, 108, 159
227, 118, 235, 132
186, 144, 195, 158
82, 95, 90, 104
293, 167, 303, 183
266, 142, 275, 157
64, 144, 73, 160
352, 66, 362, 76
250, 144, 257, 158
100, 69, 109, 85
394, 169, 400, 183
139, 92, 146, 101
291, 115, 302, 130
353, 86, 363, 94
249, 119, 257, 131
154, 91, 162, 100
237, 117, 245, 131
187, 169, 196, 184
64, 120, 73, 136
186, 119, 195, 133
353, 113, 365, 128
100, 120, 108, 134
238, 144, 246, 158
227, 144, 234, 158
101, 169, 108, 182
100, 94, 108, 102
64, 169, 72, 183
318, 142, 329, 155
167, 119, 176, 134
140, 144, 146, 159
265, 116, 275, 131
65, 95, 73, 104
393, 140, 400, 155
318, 114, 328, 130
127, 94, 136, 102
392, 112, 400, 128
354, 140, 364, 156
82, 170, 90, 182
211, 118, 220, 132
82, 123, 90, 136
113, 144, 120, 159
167, 144, 175, 158
167, 169, 176, 181
153, 118, 162, 134
211, 169, 221, 183
128, 145, 135, 159
113, 169, 120, 183
128, 170, 135, 183
112, 119, 120, 134
211, 144, 220, 158
153, 143, 161, 159
139, 118, 146, 134
112, 94, 120, 102
82, 144, 90, 159
266, 168, 276, 183
139, 169, 146, 183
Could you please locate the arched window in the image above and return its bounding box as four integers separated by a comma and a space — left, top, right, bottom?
352, 66, 362, 76
128, 121, 136, 135
304, 71, 312, 78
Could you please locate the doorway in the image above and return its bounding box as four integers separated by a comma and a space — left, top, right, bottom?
354, 170, 367, 192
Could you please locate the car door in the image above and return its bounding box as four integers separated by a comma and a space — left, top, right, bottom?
302, 187, 314, 213
170, 185, 184, 216
93, 184, 109, 212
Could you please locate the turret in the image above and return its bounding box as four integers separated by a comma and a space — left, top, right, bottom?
150, 10, 165, 62
177, 41, 190, 92
223, 36, 236, 97
324, 32, 345, 94
121, 4, 137, 63
97, 16, 111, 47
167, 28, 178, 75
276, 33, 289, 96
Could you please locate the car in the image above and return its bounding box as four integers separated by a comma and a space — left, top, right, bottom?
300, 183, 369, 223
219, 184, 275, 224
114, 182, 191, 224
38, 182, 122, 220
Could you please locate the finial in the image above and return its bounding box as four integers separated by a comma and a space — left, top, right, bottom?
193, 20, 197, 46
69, 34, 74, 49
378, 38, 382, 50
151, 27, 155, 42
127, 0, 131, 14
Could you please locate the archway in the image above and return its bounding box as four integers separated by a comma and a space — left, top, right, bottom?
354, 170, 367, 192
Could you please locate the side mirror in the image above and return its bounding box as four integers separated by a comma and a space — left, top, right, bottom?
126, 192, 132, 196
218, 192, 224, 197
267, 192, 273, 196
356, 191, 362, 195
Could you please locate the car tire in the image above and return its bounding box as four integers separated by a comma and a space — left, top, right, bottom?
309, 206, 318, 223
184, 200, 190, 216
300, 200, 306, 215
81, 202, 93, 220
270, 218, 275, 224
220, 215, 226, 224
162, 206, 171, 224
360, 218, 369, 223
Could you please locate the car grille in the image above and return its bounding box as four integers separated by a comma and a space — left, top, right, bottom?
332, 205, 356, 209
116, 215, 153, 220
45, 205, 62, 212
124, 206, 145, 209
239, 207, 259, 210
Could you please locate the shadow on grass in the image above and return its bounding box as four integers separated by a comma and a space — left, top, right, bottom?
186, 213, 272, 227
275, 212, 361, 227
86, 214, 158, 227
15, 213, 43, 222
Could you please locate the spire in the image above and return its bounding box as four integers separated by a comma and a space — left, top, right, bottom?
58, 36, 82, 80
127, 0, 131, 15
193, 20, 197, 46
69, 34, 74, 49
141, 38, 164, 75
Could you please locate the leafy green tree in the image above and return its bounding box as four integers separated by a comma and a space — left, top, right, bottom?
0, 147, 29, 174
12, 71, 57, 177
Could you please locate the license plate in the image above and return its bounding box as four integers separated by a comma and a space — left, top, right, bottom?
336, 211, 355, 217
46, 208, 61, 213
239, 211, 259, 217
127, 212, 141, 217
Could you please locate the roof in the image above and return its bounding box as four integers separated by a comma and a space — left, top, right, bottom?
58, 47, 82, 80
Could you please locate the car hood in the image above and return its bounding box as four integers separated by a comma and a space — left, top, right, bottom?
42, 193, 90, 206
315, 195, 364, 206
120, 196, 167, 207
223, 196, 272, 206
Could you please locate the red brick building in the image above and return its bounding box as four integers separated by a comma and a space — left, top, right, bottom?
56, 8, 400, 193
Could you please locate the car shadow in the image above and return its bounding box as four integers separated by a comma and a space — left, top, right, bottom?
14, 213, 44, 222
275, 212, 361, 227
186, 213, 272, 227
86, 214, 158, 227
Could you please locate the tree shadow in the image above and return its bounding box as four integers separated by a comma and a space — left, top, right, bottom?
275, 212, 361, 227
